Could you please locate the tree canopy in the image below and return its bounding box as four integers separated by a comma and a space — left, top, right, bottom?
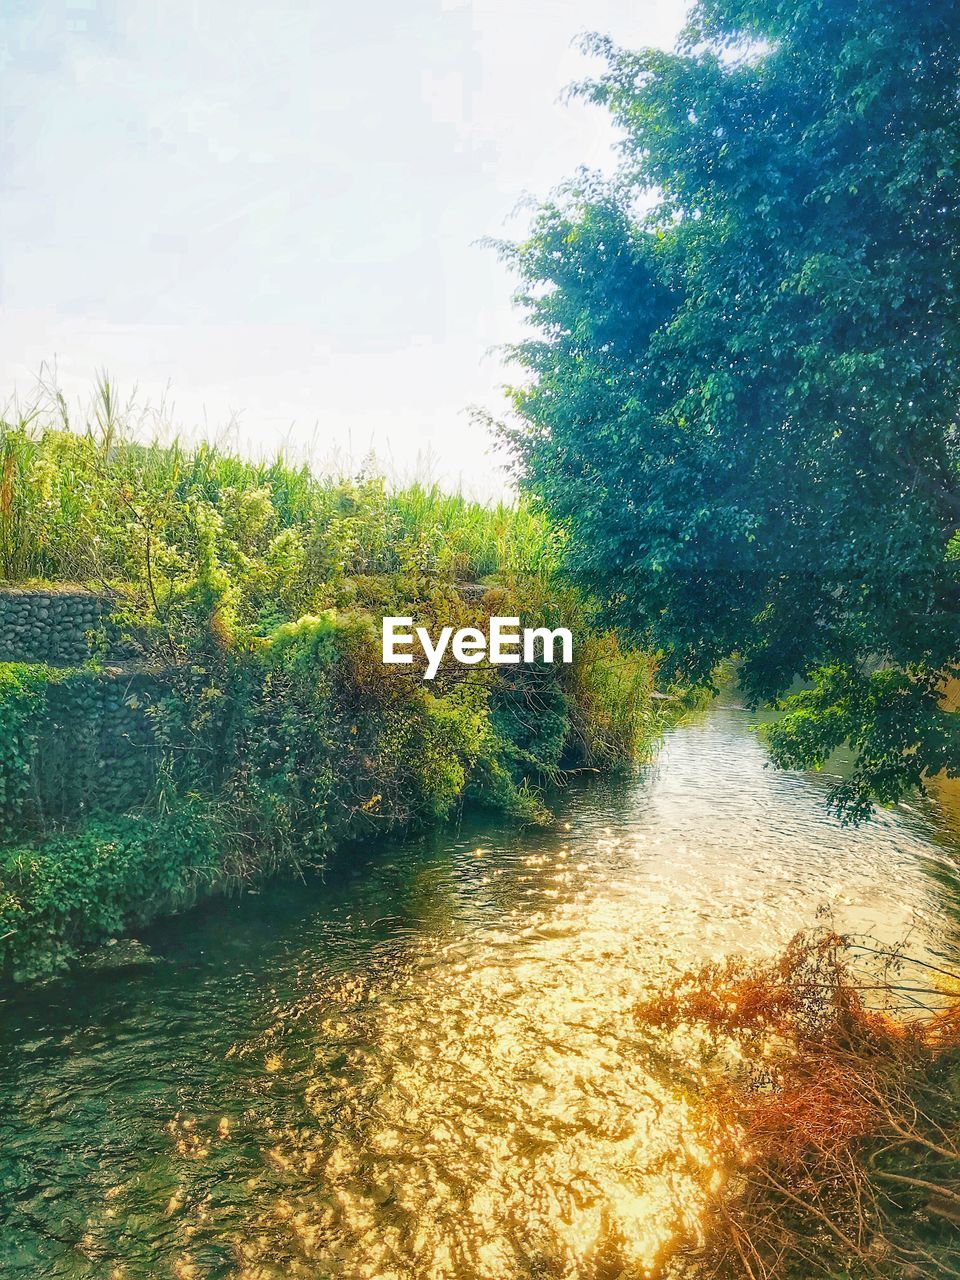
502, 0, 960, 819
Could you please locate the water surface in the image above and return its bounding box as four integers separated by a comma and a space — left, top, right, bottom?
2, 694, 959, 1279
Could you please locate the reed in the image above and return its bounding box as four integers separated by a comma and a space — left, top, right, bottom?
0, 391, 557, 608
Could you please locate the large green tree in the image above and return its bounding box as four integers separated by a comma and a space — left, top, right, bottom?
502, 0, 960, 819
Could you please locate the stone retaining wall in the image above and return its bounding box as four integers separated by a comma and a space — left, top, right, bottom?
35, 667, 160, 820
0, 587, 113, 664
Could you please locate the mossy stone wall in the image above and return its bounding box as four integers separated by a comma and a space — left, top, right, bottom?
0, 662, 161, 831
35, 668, 160, 821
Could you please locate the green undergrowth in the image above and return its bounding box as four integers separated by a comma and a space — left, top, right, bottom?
0, 810, 220, 980
0, 407, 673, 980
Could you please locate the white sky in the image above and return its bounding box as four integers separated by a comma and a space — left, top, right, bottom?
0, 0, 687, 497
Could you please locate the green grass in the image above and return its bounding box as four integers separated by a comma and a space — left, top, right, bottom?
0, 385, 558, 599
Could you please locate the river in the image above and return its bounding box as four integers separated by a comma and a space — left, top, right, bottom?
2, 691, 959, 1280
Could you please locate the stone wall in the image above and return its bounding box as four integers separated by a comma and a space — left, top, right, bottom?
0, 662, 161, 830
35, 667, 160, 820
0, 587, 113, 664
0, 587, 159, 827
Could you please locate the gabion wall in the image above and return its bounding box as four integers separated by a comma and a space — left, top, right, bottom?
34, 668, 160, 821
0, 588, 112, 665
0, 588, 159, 826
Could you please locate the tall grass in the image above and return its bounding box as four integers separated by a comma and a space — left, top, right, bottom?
0, 389, 559, 606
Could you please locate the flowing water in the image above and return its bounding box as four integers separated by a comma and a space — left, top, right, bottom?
2, 692, 960, 1280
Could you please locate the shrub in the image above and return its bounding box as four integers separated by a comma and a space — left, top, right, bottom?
0, 809, 220, 981
635, 932, 960, 1279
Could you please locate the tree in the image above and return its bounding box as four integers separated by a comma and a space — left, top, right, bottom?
500, 0, 960, 820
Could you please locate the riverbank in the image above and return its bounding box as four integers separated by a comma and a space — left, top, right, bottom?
0, 418, 671, 980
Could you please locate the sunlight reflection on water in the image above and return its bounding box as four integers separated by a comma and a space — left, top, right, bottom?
2, 694, 959, 1279
213, 895, 718, 1278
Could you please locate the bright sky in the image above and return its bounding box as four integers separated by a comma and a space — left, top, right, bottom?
0, 0, 687, 497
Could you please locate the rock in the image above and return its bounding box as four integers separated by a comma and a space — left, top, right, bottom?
79, 938, 160, 973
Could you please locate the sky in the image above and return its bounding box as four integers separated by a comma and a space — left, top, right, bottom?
0, 0, 688, 497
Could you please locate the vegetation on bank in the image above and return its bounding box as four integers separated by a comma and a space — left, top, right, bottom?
0, 404, 670, 980
500, 0, 960, 820
640, 932, 960, 1279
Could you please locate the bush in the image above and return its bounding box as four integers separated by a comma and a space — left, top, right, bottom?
0, 810, 219, 981
635, 932, 960, 1278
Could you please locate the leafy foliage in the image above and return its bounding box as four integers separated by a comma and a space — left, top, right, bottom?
0, 664, 50, 840
502, 0, 960, 818
0, 810, 220, 982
